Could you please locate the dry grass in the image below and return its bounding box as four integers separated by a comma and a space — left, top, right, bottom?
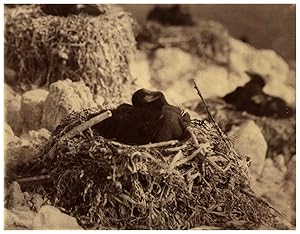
5, 5, 136, 100
18, 111, 280, 230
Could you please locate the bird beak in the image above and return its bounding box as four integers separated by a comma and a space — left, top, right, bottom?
144, 94, 160, 103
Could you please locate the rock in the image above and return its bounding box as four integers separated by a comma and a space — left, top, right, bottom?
260, 158, 285, 183
4, 123, 20, 145
5, 129, 51, 171
250, 156, 295, 226
163, 64, 249, 106
26, 128, 51, 148
191, 226, 222, 230
273, 154, 287, 172
229, 38, 295, 104
4, 208, 35, 230
129, 50, 152, 89
229, 120, 267, 179
20, 89, 49, 131
4, 84, 22, 135
41, 79, 98, 131
151, 48, 199, 90
4, 67, 17, 85
193, 65, 249, 98
93, 95, 105, 109
32, 205, 82, 230
31, 194, 44, 212
7, 182, 28, 211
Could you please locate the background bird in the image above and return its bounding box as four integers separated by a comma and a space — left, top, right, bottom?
223, 72, 294, 118
40, 4, 103, 17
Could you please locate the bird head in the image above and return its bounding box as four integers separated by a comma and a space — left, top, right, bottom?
132, 88, 168, 108
245, 71, 266, 88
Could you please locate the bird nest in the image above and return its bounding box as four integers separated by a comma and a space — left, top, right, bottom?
137, 21, 230, 66
4, 4, 136, 98
19, 110, 281, 230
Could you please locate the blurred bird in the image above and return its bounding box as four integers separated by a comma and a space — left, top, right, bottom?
40, 4, 78, 16
147, 4, 194, 26
40, 4, 103, 17
223, 72, 294, 118
92, 88, 190, 145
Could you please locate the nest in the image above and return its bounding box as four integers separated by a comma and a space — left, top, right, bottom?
137, 21, 230, 66
19, 110, 281, 230
4, 5, 136, 97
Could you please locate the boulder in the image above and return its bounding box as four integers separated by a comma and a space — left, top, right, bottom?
229, 120, 267, 180
191, 65, 249, 98
5, 129, 51, 171
6, 182, 28, 211
31, 194, 44, 212
150, 48, 199, 90
251, 156, 295, 226
4, 84, 22, 135
129, 50, 152, 89
41, 79, 98, 131
163, 64, 249, 106
4, 123, 20, 146
4, 208, 35, 230
32, 205, 82, 230
25, 128, 51, 148
229, 38, 295, 104
273, 154, 287, 172
20, 89, 49, 131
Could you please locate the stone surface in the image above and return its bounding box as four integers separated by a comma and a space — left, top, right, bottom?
129, 50, 152, 89
4, 123, 20, 146
32, 205, 82, 230
4, 208, 35, 230
5, 128, 51, 171
151, 48, 199, 90
7, 182, 28, 211
5, 84, 22, 135
273, 154, 287, 172
20, 89, 49, 131
229, 38, 295, 104
31, 194, 44, 212
191, 65, 249, 99
251, 155, 296, 226
41, 79, 98, 131
229, 120, 267, 179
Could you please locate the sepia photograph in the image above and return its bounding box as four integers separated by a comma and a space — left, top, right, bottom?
3, 2, 296, 230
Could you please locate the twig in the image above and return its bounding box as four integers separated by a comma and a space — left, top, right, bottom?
138, 140, 178, 148
47, 111, 112, 160
187, 127, 199, 146
241, 189, 288, 220
60, 110, 112, 141
165, 144, 187, 152
175, 147, 204, 167
16, 175, 51, 183
169, 150, 184, 170
192, 79, 230, 148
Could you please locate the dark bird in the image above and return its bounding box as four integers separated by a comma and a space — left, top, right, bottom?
132, 88, 191, 142
40, 4, 103, 17
40, 4, 78, 17
223, 72, 294, 118
147, 4, 194, 26
92, 89, 190, 145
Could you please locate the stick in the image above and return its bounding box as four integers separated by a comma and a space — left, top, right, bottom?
138, 140, 178, 148
60, 110, 112, 141
47, 110, 112, 160
192, 80, 229, 148
165, 144, 187, 152
16, 175, 51, 183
